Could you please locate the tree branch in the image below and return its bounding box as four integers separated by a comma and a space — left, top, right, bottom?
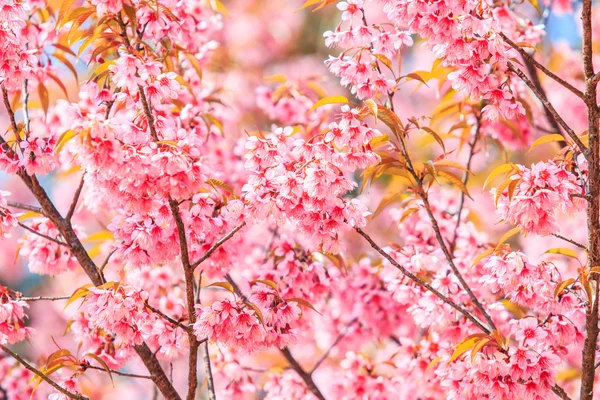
500, 32, 586, 101
551, 233, 587, 250
355, 227, 490, 333
66, 174, 85, 222
507, 63, 587, 151
191, 222, 246, 269
6, 201, 43, 214
310, 318, 357, 374
0, 344, 88, 400
1, 88, 181, 400
281, 348, 326, 400
450, 112, 482, 253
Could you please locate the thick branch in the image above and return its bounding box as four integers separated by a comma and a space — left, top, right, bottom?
6, 201, 43, 214
0, 344, 88, 400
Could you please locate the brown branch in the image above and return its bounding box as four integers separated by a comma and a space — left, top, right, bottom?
6, 201, 43, 214
580, 2, 600, 398
201, 341, 216, 400
551, 233, 587, 250
168, 198, 202, 400
145, 302, 191, 332
507, 63, 587, 151
395, 133, 496, 331
191, 222, 246, 269
83, 364, 153, 379
281, 348, 326, 400
310, 318, 357, 373
0, 344, 89, 400
500, 32, 585, 101
355, 227, 490, 333
16, 220, 69, 247
99, 248, 117, 275
1, 89, 181, 400
66, 174, 85, 222
450, 112, 482, 253
19, 295, 70, 301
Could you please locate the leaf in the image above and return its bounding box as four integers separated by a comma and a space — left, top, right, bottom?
373, 54, 393, 71
251, 279, 278, 291
57, 0, 77, 26
55, 129, 78, 154
47, 72, 69, 99
46, 349, 72, 369
527, 134, 565, 154
308, 95, 348, 113
436, 170, 472, 199
184, 53, 203, 81
85, 353, 114, 386
84, 230, 114, 242
208, 178, 234, 195
63, 284, 94, 311
421, 127, 446, 153
17, 210, 42, 222
499, 299, 527, 319
470, 338, 491, 363
364, 99, 378, 123
244, 301, 264, 324
471, 248, 495, 268
263, 74, 287, 83
433, 160, 469, 172
405, 72, 429, 86
287, 297, 322, 315
305, 81, 327, 98
449, 334, 487, 363
543, 248, 581, 260
93, 59, 115, 78
494, 178, 513, 207
426, 356, 442, 372
54, 52, 79, 82
495, 227, 521, 250
207, 281, 234, 292
209, 0, 229, 15
554, 278, 576, 298
527, 0, 542, 15
38, 83, 49, 114
377, 106, 405, 139
483, 164, 517, 190
122, 2, 137, 30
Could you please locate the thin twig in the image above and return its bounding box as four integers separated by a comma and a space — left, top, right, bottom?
98, 248, 118, 275
500, 33, 586, 101
6, 201, 43, 214
0, 344, 89, 400
145, 302, 190, 332
19, 295, 70, 301
191, 222, 246, 269
355, 227, 490, 333
281, 348, 326, 400
310, 318, 357, 374
202, 341, 216, 400
507, 63, 587, 152
450, 113, 482, 253
84, 364, 154, 379
17, 220, 69, 247
66, 174, 85, 222
551, 234, 587, 250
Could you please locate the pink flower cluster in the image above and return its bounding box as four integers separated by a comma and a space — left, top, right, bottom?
324, 0, 412, 100
194, 287, 303, 352
0, 191, 19, 238
0, 354, 40, 399
243, 113, 377, 253
18, 217, 79, 276
0, 0, 35, 91
263, 370, 317, 400
493, 161, 585, 235
330, 352, 400, 399
0, 287, 32, 345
